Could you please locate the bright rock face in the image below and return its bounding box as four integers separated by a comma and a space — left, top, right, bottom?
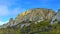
0, 8, 56, 28
15, 8, 56, 23
50, 9, 60, 24
56, 10, 60, 22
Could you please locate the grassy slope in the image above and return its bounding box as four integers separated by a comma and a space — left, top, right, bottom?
0, 20, 60, 34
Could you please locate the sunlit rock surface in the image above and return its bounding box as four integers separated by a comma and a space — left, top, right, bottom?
0, 8, 56, 28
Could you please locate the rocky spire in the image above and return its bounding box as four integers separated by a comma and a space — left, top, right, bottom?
50, 9, 60, 24
9, 18, 14, 26
56, 9, 60, 22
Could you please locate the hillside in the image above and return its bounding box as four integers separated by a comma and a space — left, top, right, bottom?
0, 8, 56, 28
15, 8, 56, 22
0, 20, 60, 34
14, 8, 56, 27
1, 8, 60, 34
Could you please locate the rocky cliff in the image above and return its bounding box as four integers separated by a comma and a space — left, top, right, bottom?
51, 9, 60, 24
1, 18, 14, 28
14, 8, 56, 27
0, 8, 56, 28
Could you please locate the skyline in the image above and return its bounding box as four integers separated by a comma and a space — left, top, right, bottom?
0, 0, 60, 25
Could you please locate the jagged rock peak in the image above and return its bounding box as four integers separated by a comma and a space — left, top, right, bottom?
9, 18, 14, 22
0, 8, 56, 28
50, 9, 60, 24
15, 8, 56, 24
56, 9, 60, 22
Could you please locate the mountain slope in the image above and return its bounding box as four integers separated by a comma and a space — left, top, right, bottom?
0, 8, 56, 28
50, 9, 60, 24
1, 8, 60, 34
14, 8, 56, 24
0, 20, 60, 34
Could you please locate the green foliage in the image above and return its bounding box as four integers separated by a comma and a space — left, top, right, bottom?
0, 20, 60, 34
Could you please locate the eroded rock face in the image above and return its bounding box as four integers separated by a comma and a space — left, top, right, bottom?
56, 10, 60, 22
15, 8, 56, 25
9, 18, 14, 27
0, 18, 15, 28
0, 8, 56, 28
50, 9, 60, 24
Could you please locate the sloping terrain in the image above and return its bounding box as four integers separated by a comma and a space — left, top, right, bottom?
1, 8, 60, 34
0, 20, 60, 34
0, 8, 56, 28
14, 8, 56, 27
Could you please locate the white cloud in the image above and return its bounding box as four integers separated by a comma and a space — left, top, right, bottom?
0, 7, 25, 25
0, 6, 25, 25
0, 20, 8, 25
0, 0, 25, 16
0, 5, 25, 18
0, 0, 23, 25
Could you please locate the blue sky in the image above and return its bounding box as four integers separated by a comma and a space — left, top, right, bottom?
0, 0, 60, 25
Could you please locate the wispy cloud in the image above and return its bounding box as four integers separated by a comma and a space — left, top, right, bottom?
0, 0, 24, 25
0, 20, 8, 25
0, 0, 24, 17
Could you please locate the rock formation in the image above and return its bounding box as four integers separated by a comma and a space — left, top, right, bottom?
50, 9, 60, 24
0, 8, 56, 28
